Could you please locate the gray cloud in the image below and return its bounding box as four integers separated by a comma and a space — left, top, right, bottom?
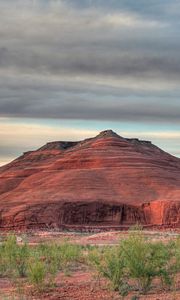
0, 81, 179, 122
0, 0, 179, 123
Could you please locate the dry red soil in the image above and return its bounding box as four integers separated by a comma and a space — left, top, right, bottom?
20, 230, 180, 246
1, 268, 180, 300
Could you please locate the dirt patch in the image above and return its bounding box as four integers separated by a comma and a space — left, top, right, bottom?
1, 270, 180, 300
22, 229, 180, 246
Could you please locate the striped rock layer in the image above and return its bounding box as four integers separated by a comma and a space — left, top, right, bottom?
0, 130, 180, 230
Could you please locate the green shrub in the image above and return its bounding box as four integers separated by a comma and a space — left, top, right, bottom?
36, 241, 81, 265
120, 231, 173, 293
174, 238, 180, 272
58, 242, 81, 270
0, 236, 82, 292
1, 235, 19, 277
88, 246, 129, 296
27, 259, 46, 291
29, 241, 81, 287
14, 243, 29, 277
0, 235, 29, 278
88, 230, 178, 296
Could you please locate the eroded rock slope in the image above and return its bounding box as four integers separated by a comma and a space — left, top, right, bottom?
0, 130, 180, 230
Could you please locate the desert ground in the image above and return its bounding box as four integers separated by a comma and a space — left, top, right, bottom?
1, 229, 180, 300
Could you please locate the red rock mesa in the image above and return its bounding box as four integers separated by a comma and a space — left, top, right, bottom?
0, 130, 180, 230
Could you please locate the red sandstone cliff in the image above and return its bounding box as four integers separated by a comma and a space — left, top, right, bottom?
0, 130, 180, 230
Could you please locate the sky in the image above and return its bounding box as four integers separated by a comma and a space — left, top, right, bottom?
0, 0, 180, 166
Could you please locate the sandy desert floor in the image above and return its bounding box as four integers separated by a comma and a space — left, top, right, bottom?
1, 229, 180, 300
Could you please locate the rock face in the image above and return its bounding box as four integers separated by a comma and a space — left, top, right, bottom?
0, 129, 180, 230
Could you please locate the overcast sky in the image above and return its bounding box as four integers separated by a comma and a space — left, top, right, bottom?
0, 0, 180, 165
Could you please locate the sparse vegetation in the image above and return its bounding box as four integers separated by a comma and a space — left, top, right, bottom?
0, 229, 180, 298
0, 235, 29, 278
88, 228, 180, 296
0, 234, 82, 292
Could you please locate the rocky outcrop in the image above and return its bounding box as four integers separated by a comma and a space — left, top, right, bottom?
0, 202, 146, 230
0, 130, 180, 230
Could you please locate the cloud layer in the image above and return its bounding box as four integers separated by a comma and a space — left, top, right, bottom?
0, 0, 180, 123
0, 0, 179, 165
